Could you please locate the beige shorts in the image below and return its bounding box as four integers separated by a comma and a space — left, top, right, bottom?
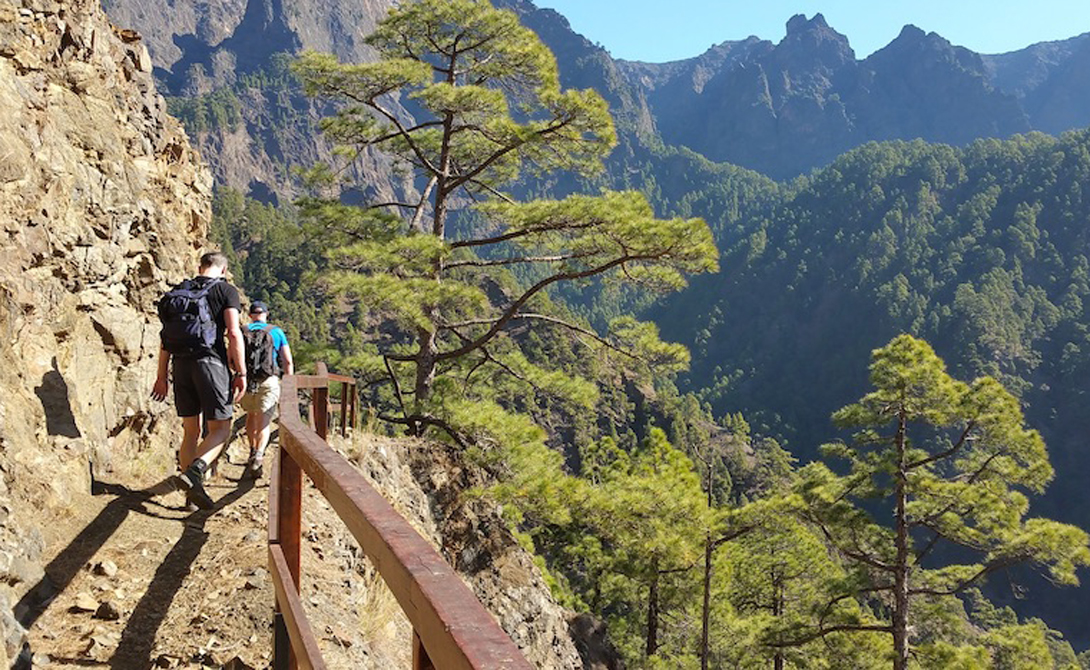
241, 376, 280, 415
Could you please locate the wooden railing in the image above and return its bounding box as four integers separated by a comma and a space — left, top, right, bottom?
269, 363, 532, 670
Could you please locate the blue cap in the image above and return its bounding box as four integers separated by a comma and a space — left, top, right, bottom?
249, 300, 269, 314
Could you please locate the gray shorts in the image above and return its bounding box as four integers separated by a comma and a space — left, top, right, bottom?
173, 355, 232, 420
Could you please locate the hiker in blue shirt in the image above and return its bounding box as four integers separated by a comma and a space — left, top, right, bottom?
240, 301, 294, 479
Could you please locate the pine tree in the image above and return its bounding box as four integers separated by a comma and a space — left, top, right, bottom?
795, 334, 1090, 669
292, 0, 717, 440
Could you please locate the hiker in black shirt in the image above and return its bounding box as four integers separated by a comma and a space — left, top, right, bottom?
151, 252, 246, 510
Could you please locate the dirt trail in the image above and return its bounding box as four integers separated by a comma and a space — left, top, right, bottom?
17, 441, 408, 669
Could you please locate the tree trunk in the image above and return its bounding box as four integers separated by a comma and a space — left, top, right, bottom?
701, 460, 714, 670
892, 409, 910, 670
646, 560, 660, 659
701, 532, 712, 670
772, 569, 784, 670
410, 325, 438, 434
414, 102, 451, 432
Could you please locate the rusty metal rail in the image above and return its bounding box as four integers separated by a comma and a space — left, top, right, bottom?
269, 363, 532, 669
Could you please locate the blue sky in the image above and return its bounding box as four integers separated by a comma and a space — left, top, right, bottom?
531, 1, 1090, 62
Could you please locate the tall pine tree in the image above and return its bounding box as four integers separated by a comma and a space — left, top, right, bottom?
795, 334, 1090, 669
293, 0, 717, 440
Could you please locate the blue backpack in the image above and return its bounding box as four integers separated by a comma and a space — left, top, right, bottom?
158, 278, 222, 356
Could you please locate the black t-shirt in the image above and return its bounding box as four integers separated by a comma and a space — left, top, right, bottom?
192, 276, 241, 362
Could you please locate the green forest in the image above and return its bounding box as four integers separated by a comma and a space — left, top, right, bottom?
194, 1, 1090, 667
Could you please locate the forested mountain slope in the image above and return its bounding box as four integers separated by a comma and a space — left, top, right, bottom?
655, 131, 1090, 642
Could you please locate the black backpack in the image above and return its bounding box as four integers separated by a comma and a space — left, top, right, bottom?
158, 278, 222, 356
244, 324, 280, 386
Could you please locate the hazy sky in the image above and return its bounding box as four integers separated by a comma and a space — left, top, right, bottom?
531, 1, 1090, 62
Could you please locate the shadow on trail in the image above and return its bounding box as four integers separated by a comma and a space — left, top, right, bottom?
14, 469, 174, 632
13, 464, 257, 669
109, 477, 255, 669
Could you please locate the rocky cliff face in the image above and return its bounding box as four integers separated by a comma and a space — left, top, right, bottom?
494, 0, 655, 139
0, 0, 212, 662
105, 0, 408, 203
98, 0, 248, 74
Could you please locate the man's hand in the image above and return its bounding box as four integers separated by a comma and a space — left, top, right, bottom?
151, 375, 169, 402
232, 374, 246, 404
151, 347, 171, 402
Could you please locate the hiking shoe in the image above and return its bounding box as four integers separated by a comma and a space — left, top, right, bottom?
244, 450, 265, 480
175, 461, 215, 510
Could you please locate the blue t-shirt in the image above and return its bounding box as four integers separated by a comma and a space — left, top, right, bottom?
248, 322, 289, 367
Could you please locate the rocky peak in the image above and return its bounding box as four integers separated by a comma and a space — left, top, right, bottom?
893, 23, 927, 43
778, 12, 855, 66
858, 22, 1029, 146
874, 24, 967, 61
785, 12, 835, 38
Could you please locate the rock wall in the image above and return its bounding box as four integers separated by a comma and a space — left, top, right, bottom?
0, 0, 211, 662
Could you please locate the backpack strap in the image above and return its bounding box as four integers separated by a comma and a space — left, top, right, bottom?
190, 276, 223, 299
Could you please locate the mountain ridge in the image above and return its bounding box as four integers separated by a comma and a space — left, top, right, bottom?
103, 0, 1090, 190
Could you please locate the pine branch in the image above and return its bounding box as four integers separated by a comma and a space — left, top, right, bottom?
906, 422, 976, 470
383, 356, 408, 419
435, 253, 659, 362
409, 176, 437, 233
378, 413, 470, 449
448, 115, 577, 191
809, 516, 895, 573
463, 177, 515, 204
448, 219, 598, 249
445, 253, 592, 269
366, 99, 441, 175
907, 557, 1021, 597
912, 451, 1002, 562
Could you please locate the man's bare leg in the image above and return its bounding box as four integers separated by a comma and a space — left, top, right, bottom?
196, 418, 232, 466
179, 415, 201, 471
245, 411, 260, 452
245, 409, 275, 478
256, 409, 274, 456
177, 418, 232, 509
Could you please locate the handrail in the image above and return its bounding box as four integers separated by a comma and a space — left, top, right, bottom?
270, 363, 532, 669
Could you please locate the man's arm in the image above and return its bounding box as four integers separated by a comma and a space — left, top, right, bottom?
224, 307, 246, 402
151, 346, 171, 401
279, 343, 295, 376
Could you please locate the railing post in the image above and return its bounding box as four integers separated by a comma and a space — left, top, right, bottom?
314, 386, 328, 441
413, 631, 436, 670
276, 437, 303, 669
314, 363, 329, 441
339, 381, 349, 437
348, 382, 358, 434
